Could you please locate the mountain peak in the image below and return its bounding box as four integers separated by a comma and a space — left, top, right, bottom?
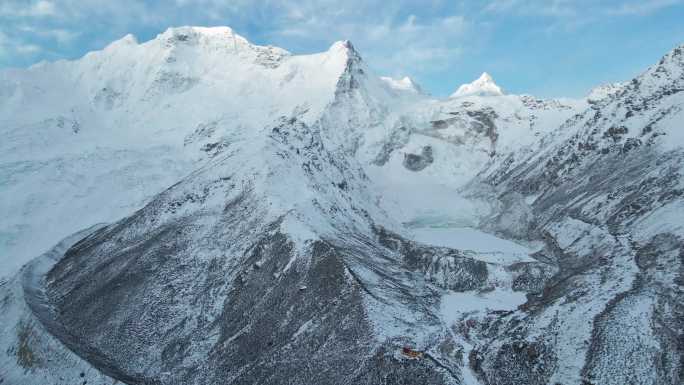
451, 72, 504, 98
328, 40, 362, 62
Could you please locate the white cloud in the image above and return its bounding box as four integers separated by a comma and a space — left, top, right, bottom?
15, 43, 42, 54
31, 0, 56, 16
0, 30, 42, 63
484, 0, 577, 16
0, 0, 57, 18
481, 0, 683, 35
607, 0, 681, 15
18, 25, 79, 44
484, 0, 681, 18
50, 28, 79, 43
0, 31, 7, 57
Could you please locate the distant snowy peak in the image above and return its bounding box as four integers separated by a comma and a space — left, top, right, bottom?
4, 28, 389, 162
380, 76, 424, 94
451, 72, 504, 98
82, 26, 297, 76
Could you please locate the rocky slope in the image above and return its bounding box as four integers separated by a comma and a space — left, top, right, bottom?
467, 44, 684, 385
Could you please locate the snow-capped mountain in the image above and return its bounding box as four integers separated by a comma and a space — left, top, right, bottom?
450, 72, 504, 98
0, 26, 682, 385
0, 26, 366, 279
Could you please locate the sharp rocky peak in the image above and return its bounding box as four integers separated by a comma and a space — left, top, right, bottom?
328, 40, 363, 65
329, 40, 369, 93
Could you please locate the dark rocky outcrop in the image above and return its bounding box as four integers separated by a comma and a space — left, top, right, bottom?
403, 146, 434, 171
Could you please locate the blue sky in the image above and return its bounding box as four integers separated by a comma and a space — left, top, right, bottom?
1, 0, 683, 97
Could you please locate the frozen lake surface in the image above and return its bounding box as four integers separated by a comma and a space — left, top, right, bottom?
409, 226, 537, 264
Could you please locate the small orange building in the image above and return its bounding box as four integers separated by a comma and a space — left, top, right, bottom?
402, 346, 423, 359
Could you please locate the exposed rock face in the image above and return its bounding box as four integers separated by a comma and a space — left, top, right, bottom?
46, 222, 383, 385
403, 146, 434, 171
